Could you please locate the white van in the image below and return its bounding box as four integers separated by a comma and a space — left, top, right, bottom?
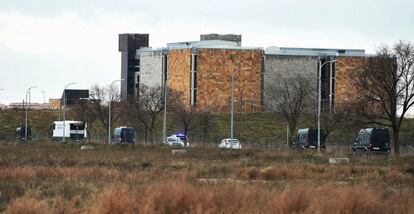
218, 138, 242, 149
53, 121, 87, 141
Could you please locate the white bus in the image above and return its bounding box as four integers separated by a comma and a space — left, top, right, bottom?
53, 121, 87, 141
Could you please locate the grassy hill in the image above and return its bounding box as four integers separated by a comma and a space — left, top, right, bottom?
1, 108, 414, 147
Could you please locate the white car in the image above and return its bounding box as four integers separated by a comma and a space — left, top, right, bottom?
218, 138, 242, 149
165, 135, 185, 147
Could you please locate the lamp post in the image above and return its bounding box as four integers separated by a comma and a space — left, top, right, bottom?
230, 68, 250, 142
42, 90, 45, 104
108, 79, 124, 144
63, 82, 77, 142
162, 70, 168, 144
25, 86, 37, 141
317, 59, 336, 151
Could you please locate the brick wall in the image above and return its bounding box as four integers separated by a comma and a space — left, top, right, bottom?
335, 56, 365, 106
196, 48, 263, 112
167, 49, 192, 107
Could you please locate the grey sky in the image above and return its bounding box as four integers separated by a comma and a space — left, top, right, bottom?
0, 0, 413, 104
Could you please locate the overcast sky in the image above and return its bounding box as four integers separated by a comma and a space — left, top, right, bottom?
0, 0, 413, 104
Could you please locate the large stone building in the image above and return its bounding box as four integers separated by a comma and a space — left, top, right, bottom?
120, 33, 367, 113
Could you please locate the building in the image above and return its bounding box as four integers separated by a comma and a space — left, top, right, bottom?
49, 99, 61, 110
138, 48, 168, 89
167, 42, 263, 112
118, 34, 149, 101
8, 102, 49, 110
120, 33, 367, 113
264, 47, 366, 112
61, 89, 89, 105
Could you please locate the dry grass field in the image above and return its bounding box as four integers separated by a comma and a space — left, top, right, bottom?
0, 142, 414, 214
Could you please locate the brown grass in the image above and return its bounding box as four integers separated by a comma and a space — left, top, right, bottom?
0, 143, 413, 213
5, 197, 50, 214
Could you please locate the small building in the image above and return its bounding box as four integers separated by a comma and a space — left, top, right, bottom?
61, 89, 89, 106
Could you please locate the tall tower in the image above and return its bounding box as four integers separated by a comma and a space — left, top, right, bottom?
119, 34, 149, 101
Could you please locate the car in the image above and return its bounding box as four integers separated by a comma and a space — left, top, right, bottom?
352, 128, 391, 153
294, 128, 326, 150
175, 131, 190, 147
112, 127, 135, 144
165, 135, 185, 147
218, 138, 241, 149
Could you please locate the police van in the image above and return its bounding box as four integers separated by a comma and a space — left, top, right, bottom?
352, 128, 391, 153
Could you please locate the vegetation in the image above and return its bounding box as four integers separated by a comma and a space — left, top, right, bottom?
0, 142, 413, 213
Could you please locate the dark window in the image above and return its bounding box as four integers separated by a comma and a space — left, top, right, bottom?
193, 90, 197, 105
194, 55, 197, 71
194, 72, 197, 89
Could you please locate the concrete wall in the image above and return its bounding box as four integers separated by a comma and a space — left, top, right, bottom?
139, 50, 164, 89
263, 55, 318, 108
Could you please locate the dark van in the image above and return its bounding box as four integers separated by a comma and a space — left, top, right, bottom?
113, 127, 135, 144
352, 128, 391, 153
294, 128, 326, 149
16, 126, 32, 140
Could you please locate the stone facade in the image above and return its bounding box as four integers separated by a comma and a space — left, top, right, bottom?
335, 56, 365, 106
263, 55, 318, 109
167, 49, 192, 107
197, 48, 263, 112
167, 48, 263, 112
139, 50, 165, 89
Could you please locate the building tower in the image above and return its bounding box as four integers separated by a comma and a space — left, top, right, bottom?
118, 34, 149, 101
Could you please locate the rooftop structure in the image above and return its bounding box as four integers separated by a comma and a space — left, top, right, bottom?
265, 46, 365, 57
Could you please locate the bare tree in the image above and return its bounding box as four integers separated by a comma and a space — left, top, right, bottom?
318, 105, 349, 143
266, 75, 315, 145
71, 100, 97, 143
197, 111, 216, 144
125, 84, 164, 144
171, 92, 197, 139
85, 83, 121, 142
353, 41, 414, 156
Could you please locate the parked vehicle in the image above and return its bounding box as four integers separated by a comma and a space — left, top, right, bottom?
52, 121, 87, 141
352, 128, 391, 153
175, 131, 190, 147
293, 128, 325, 150
112, 127, 135, 144
218, 138, 242, 149
165, 135, 185, 147
15, 126, 31, 140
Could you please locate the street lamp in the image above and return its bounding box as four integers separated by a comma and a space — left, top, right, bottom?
230, 67, 251, 142
42, 90, 45, 104
25, 85, 37, 141
108, 79, 124, 144
317, 59, 336, 151
63, 82, 77, 142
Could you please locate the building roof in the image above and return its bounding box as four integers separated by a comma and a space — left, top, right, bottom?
167, 40, 262, 51
265, 46, 366, 57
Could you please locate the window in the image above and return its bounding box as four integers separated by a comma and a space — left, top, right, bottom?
190, 53, 198, 106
